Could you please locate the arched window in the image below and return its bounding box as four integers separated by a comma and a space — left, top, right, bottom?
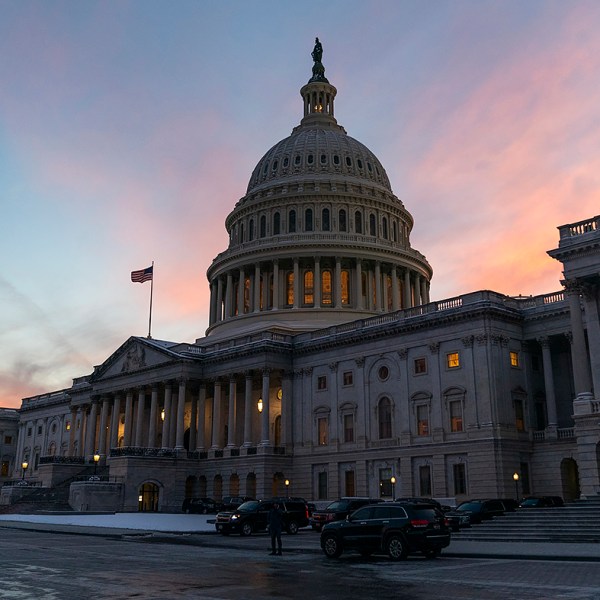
382, 217, 388, 239
305, 208, 313, 231
244, 277, 251, 313
322, 270, 332, 305
339, 209, 347, 232
322, 208, 330, 231
392, 221, 398, 242
249, 219, 255, 241
355, 211, 363, 234
273, 212, 281, 235
341, 270, 350, 305
378, 397, 392, 439
289, 209, 296, 233
286, 272, 294, 306
369, 214, 377, 237
304, 270, 314, 306
260, 215, 266, 238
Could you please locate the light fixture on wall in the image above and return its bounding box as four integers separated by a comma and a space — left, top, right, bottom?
277, 388, 283, 400
257, 398, 263, 413
160, 408, 165, 421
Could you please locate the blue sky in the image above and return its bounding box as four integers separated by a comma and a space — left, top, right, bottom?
2, 0, 600, 407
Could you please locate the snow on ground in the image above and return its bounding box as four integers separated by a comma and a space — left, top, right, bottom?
0, 512, 216, 532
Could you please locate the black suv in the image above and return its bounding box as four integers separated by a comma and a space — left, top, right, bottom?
218, 496, 254, 511
445, 499, 505, 530
182, 497, 218, 514
215, 498, 310, 536
311, 497, 383, 532
320, 501, 451, 560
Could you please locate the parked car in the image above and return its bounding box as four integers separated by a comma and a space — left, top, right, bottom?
311, 497, 383, 532
182, 497, 218, 514
218, 496, 255, 511
499, 498, 519, 512
215, 498, 310, 536
395, 497, 451, 512
320, 501, 451, 560
519, 496, 564, 508
445, 499, 505, 530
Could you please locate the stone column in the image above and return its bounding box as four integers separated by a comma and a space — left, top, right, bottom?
148, 385, 159, 448
272, 260, 280, 310
335, 257, 342, 308
209, 281, 216, 325
253, 264, 261, 312
227, 376, 237, 447
260, 369, 271, 446
123, 390, 133, 447
391, 267, 399, 311
414, 273, 422, 306
216, 277, 224, 323
582, 284, 600, 397
243, 372, 253, 447
282, 372, 293, 448
135, 388, 145, 447
355, 259, 363, 310
404, 269, 412, 309
84, 399, 99, 458
238, 268, 245, 315
77, 409, 86, 456
225, 273, 233, 319
565, 282, 593, 395
421, 278, 429, 305
211, 380, 222, 449
161, 383, 172, 449
196, 384, 206, 451
175, 379, 186, 449
293, 258, 300, 308
374, 262, 382, 311
109, 394, 121, 450
68, 407, 77, 455
189, 388, 197, 451
169, 392, 178, 447
98, 396, 110, 455
538, 337, 558, 426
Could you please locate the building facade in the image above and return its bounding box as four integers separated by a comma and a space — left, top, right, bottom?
4, 43, 600, 512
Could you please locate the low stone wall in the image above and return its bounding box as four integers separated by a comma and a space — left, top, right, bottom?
69, 481, 123, 512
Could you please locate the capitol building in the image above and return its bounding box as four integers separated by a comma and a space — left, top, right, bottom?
2, 42, 599, 512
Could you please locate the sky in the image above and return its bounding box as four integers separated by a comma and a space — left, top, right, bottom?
1, 0, 599, 409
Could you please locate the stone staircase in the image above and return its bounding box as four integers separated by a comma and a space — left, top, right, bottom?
451, 496, 600, 543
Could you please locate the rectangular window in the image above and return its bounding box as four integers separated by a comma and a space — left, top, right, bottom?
317, 375, 327, 391
342, 371, 353, 386
419, 465, 432, 496
414, 357, 427, 374
343, 414, 354, 443
417, 405, 429, 436
4, 436, 13, 445
510, 351, 520, 367
37, 425, 42, 435
318, 471, 328, 500
449, 400, 463, 432
1, 461, 8, 477
344, 470, 355, 497
453, 463, 467, 495
514, 399, 525, 431
379, 468, 393, 498
27, 427, 32, 437
446, 352, 460, 369
318, 417, 328, 446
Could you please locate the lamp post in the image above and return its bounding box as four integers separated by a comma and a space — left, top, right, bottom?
513, 472, 520, 502
89, 452, 101, 481
390, 476, 396, 500
21, 460, 28, 481
285, 479, 290, 497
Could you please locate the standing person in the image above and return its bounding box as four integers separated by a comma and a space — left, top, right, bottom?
268, 502, 284, 556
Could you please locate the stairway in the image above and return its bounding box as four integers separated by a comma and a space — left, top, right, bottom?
451, 496, 600, 543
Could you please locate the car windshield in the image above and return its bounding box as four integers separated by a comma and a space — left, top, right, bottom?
456, 502, 482, 512
325, 500, 350, 511
520, 498, 539, 506
236, 501, 259, 512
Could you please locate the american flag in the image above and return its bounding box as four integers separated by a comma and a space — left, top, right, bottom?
131, 266, 153, 283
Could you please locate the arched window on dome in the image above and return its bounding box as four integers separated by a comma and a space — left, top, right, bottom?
341, 270, 350, 305
305, 208, 313, 232
273, 212, 281, 235
289, 209, 296, 233
322, 208, 330, 231
355, 211, 363, 234
244, 277, 251, 313
304, 270, 314, 306
382, 217, 388, 240
369, 214, 377, 237
392, 221, 398, 242
322, 270, 332, 306
249, 219, 255, 242
286, 272, 294, 306
260, 215, 266, 238
378, 397, 393, 439
339, 209, 347, 232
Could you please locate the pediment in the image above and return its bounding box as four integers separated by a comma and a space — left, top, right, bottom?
91, 337, 180, 382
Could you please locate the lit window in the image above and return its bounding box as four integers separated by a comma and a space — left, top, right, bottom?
417, 405, 429, 436
286, 272, 294, 306
318, 417, 328, 445
343, 371, 353, 386
317, 375, 327, 391
304, 270, 314, 306
414, 358, 427, 374
510, 351, 520, 367
322, 270, 332, 305
341, 270, 350, 305
447, 352, 460, 369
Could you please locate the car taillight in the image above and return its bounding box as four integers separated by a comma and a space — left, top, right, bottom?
444, 518, 450, 526
327, 514, 334, 521
410, 519, 429, 527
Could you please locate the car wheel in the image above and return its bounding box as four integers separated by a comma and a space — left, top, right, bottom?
287, 520, 299, 535
425, 548, 441, 559
386, 535, 408, 561
241, 522, 253, 536
322, 534, 343, 558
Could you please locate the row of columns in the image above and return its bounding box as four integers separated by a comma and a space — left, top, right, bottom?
209, 258, 430, 325
66, 371, 287, 460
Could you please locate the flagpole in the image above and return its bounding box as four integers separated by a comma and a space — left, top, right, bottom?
148, 261, 154, 339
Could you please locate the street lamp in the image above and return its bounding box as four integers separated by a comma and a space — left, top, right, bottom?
89, 452, 101, 481
285, 479, 290, 497
390, 476, 396, 500
513, 472, 520, 502
21, 460, 28, 481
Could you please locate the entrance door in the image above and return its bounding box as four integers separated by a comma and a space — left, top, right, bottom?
138, 482, 159, 512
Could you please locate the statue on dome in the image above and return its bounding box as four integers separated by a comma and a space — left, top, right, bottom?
310, 37, 328, 82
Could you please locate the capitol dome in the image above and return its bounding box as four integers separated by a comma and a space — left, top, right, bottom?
205, 40, 432, 338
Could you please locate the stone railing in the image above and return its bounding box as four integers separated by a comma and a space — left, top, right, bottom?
40, 456, 85, 465
558, 427, 575, 439
558, 215, 600, 240
110, 447, 178, 458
